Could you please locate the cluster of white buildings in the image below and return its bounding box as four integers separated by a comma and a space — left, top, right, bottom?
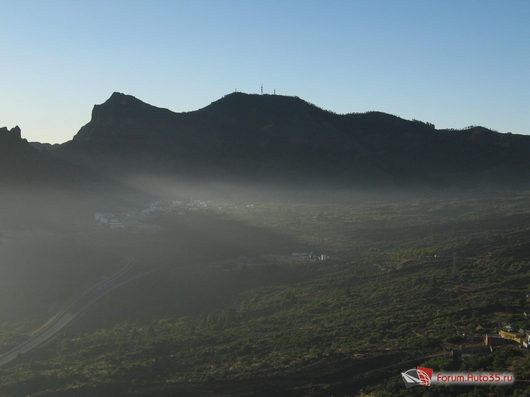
207, 252, 331, 271
275, 252, 330, 264
94, 213, 124, 229
93, 197, 264, 230
93, 199, 225, 231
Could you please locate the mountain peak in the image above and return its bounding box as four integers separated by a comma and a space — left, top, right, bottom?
0, 126, 22, 140
201, 91, 329, 121
102, 92, 146, 106
209, 91, 312, 107
89, 92, 165, 122
73, 93, 174, 143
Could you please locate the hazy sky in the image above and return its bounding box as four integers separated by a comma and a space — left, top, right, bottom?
1, 0, 529, 143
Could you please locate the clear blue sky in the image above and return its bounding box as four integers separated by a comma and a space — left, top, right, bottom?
1, 0, 529, 143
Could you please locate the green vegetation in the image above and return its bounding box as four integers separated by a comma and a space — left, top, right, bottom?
2, 191, 530, 396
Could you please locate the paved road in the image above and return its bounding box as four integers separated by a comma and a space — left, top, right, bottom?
0, 263, 152, 368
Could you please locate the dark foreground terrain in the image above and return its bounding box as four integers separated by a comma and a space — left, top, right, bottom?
2, 187, 530, 397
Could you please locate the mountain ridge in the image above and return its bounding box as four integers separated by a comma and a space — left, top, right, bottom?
5, 92, 530, 188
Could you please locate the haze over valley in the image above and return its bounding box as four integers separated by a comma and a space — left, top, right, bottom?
2, 1, 530, 396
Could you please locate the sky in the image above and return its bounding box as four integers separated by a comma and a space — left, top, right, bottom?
1, 0, 529, 143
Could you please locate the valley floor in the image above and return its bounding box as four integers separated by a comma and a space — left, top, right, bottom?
2, 190, 530, 396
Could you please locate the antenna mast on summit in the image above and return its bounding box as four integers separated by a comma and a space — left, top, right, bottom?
261, 85, 263, 95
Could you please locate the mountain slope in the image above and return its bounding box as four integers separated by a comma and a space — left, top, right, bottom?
0, 126, 68, 184
0, 126, 104, 187
53, 92, 530, 186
